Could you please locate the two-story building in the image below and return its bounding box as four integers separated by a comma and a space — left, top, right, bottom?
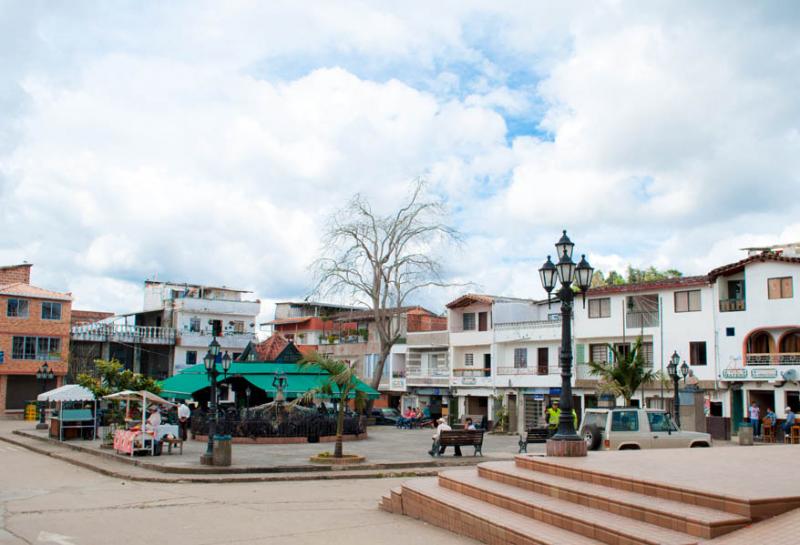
0, 264, 72, 417
709, 247, 800, 431
404, 312, 449, 417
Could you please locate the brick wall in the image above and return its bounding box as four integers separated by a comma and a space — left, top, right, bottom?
0, 264, 32, 285
407, 313, 447, 332
0, 295, 72, 412
71, 309, 114, 327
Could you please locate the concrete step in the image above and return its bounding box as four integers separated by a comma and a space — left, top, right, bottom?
515, 455, 752, 518
439, 469, 701, 545
390, 486, 403, 514
482, 461, 749, 539
378, 495, 393, 513
402, 477, 604, 545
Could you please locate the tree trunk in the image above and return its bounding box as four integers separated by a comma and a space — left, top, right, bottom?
365, 344, 393, 414
334, 393, 346, 458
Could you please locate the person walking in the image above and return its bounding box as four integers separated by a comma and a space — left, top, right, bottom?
749, 402, 761, 437
177, 401, 191, 441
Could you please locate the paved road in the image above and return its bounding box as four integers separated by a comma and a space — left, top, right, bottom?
0, 443, 474, 545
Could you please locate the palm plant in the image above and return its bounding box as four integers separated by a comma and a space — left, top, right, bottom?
297, 352, 367, 458
586, 337, 662, 406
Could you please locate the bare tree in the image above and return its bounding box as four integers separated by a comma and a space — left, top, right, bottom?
311, 179, 461, 396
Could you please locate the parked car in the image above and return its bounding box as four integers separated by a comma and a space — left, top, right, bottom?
578, 408, 712, 450
371, 408, 401, 425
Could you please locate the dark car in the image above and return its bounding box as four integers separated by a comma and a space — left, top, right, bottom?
371, 408, 401, 425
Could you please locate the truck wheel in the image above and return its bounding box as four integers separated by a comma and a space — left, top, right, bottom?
583, 425, 602, 451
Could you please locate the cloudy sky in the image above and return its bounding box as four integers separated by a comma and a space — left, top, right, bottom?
1, 1, 799, 319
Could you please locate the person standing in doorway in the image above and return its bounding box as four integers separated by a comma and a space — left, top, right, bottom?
749, 402, 761, 437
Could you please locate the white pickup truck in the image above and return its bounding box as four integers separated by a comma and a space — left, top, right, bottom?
578, 408, 712, 451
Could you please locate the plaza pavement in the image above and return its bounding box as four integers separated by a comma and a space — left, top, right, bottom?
0, 421, 525, 480
0, 439, 478, 545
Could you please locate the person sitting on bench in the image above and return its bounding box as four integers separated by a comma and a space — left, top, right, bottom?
428, 417, 462, 456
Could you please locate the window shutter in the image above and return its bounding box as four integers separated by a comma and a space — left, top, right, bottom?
576, 344, 586, 364
768, 278, 781, 299
782, 277, 793, 298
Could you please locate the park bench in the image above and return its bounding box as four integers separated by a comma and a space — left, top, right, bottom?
433, 430, 484, 456
518, 427, 549, 453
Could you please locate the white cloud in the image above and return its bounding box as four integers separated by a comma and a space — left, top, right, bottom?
1, 1, 798, 321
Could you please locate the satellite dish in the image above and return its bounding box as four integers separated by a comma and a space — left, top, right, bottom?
782, 369, 799, 381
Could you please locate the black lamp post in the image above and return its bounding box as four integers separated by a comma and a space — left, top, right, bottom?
200, 338, 231, 465
35, 363, 55, 430
667, 351, 688, 428
539, 231, 593, 452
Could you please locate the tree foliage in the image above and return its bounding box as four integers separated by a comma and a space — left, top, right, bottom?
296, 352, 367, 458
586, 337, 662, 406
76, 358, 162, 398
311, 179, 461, 393
591, 266, 682, 288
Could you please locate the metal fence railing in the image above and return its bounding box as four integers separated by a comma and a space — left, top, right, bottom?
190, 409, 366, 439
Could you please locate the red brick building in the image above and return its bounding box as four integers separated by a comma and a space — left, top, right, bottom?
0, 264, 72, 416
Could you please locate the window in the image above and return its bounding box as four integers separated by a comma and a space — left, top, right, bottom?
589, 344, 608, 363
641, 342, 654, 366
613, 343, 631, 362
588, 298, 611, 318
611, 410, 639, 432
462, 313, 476, 331
189, 317, 200, 332
186, 351, 197, 365
689, 341, 707, 366
537, 347, 549, 375
726, 327, 735, 337
513, 348, 527, 369
232, 320, 245, 334
41, 302, 62, 320
478, 311, 488, 331
464, 353, 474, 367
6, 299, 29, 318
12, 336, 60, 360
674, 290, 701, 312
647, 412, 677, 432
768, 277, 793, 299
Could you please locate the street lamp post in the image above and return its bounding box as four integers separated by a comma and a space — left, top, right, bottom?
35, 363, 55, 430
539, 231, 593, 456
667, 352, 690, 428
200, 338, 231, 465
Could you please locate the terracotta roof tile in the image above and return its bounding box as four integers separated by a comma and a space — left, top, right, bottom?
0, 282, 72, 301
707, 252, 800, 280
587, 275, 709, 295
253, 333, 290, 361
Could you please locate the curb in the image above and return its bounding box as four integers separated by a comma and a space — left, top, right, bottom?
11, 429, 497, 475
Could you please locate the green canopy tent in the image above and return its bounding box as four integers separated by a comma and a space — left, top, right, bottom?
159, 361, 379, 401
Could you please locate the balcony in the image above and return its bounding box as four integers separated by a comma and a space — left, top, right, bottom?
746, 353, 800, 366
319, 334, 368, 345
173, 297, 261, 316
494, 318, 561, 343
71, 323, 176, 345
179, 331, 254, 349
405, 365, 450, 387
451, 371, 493, 387
625, 311, 659, 328
719, 298, 746, 312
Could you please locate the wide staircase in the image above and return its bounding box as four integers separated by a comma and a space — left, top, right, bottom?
380, 455, 760, 545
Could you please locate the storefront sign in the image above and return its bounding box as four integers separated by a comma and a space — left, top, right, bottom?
750, 368, 779, 379
722, 369, 748, 380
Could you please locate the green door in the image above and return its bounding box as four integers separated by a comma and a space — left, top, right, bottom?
732, 389, 744, 434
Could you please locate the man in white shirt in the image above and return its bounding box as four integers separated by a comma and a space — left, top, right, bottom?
428, 417, 452, 456
177, 402, 191, 440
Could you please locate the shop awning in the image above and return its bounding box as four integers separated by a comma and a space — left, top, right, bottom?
240, 374, 379, 400
159, 373, 211, 399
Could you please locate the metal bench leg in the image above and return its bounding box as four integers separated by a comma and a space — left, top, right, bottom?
518, 437, 527, 454
474, 445, 483, 456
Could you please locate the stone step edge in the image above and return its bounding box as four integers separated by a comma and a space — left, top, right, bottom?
401, 478, 603, 545
438, 470, 700, 545
483, 463, 748, 539
515, 455, 753, 518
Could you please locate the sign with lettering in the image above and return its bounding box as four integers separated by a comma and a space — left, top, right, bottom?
722, 369, 747, 380
750, 368, 779, 379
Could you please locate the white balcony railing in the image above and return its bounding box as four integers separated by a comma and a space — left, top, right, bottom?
746, 353, 800, 366
494, 318, 561, 330
71, 323, 177, 344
